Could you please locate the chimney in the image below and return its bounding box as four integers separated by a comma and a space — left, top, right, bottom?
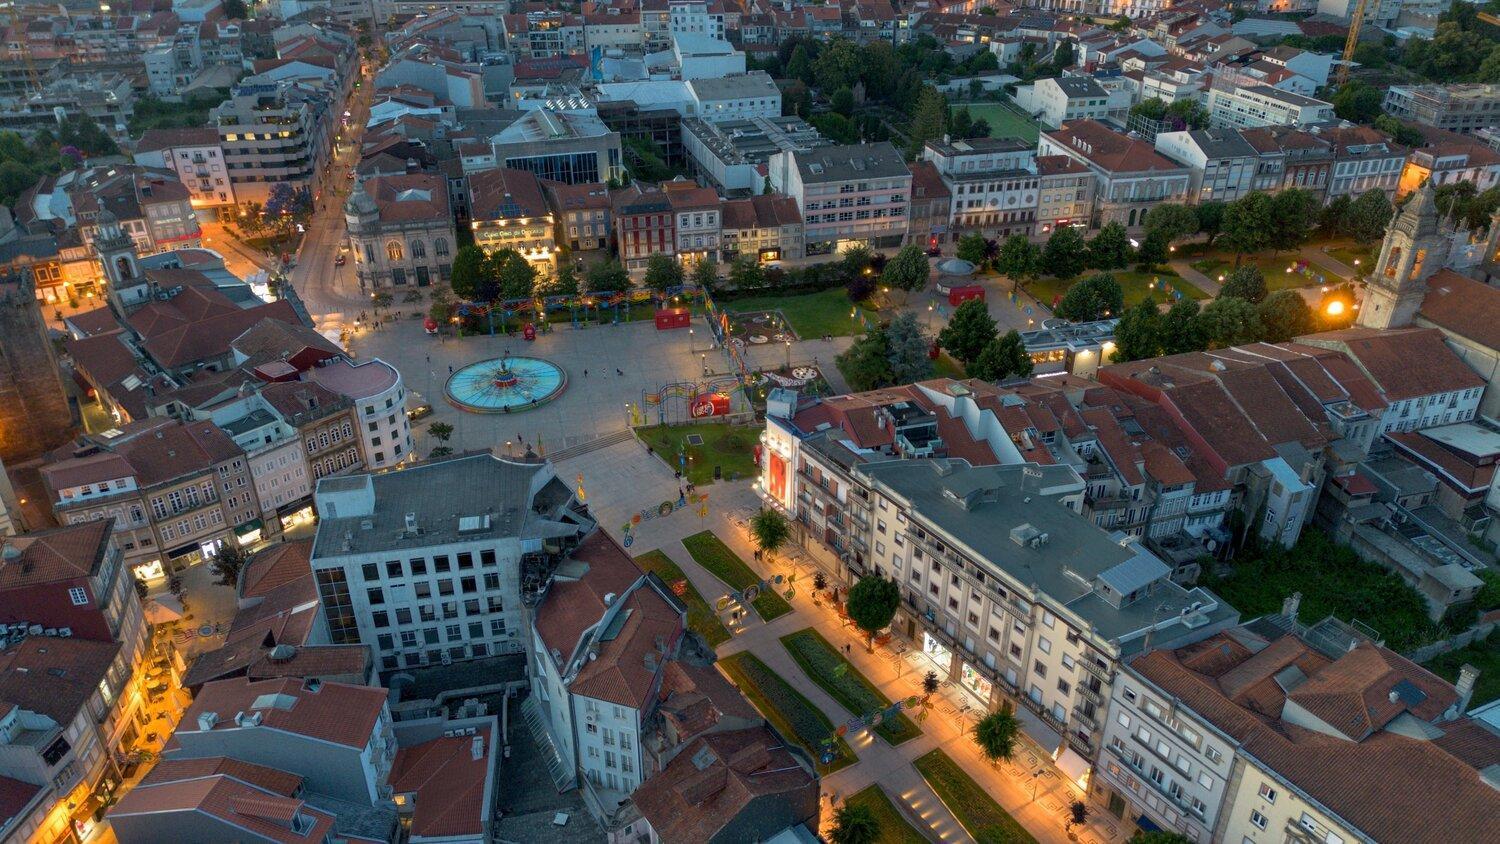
1281, 591, 1301, 623
470, 734, 485, 760
1456, 664, 1480, 713
603, 592, 616, 607
404, 513, 418, 533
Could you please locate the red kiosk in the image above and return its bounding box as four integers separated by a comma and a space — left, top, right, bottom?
654, 307, 692, 330
947, 285, 986, 306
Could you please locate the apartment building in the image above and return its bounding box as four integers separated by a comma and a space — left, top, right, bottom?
1039, 121, 1191, 230
461, 108, 624, 186
664, 179, 721, 267
1383, 84, 1500, 135
40, 418, 261, 577
686, 72, 782, 124
720, 193, 804, 262
1035, 156, 1095, 236
1206, 85, 1334, 130
132, 127, 236, 211
345, 173, 457, 291
501, 10, 586, 59
680, 116, 829, 196
1103, 607, 1497, 844
469, 167, 557, 278
769, 142, 912, 254
1298, 328, 1484, 435
923, 136, 1041, 241
907, 160, 954, 249
310, 453, 591, 670
1153, 128, 1259, 204
1323, 125, 1408, 202
1237, 126, 1333, 196
211, 80, 329, 206
18, 164, 202, 260
613, 181, 678, 272
305, 357, 412, 471
1015, 76, 1125, 129
1397, 133, 1500, 198
544, 180, 613, 255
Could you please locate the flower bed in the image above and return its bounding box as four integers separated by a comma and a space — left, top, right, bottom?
844, 784, 934, 844
913, 749, 1038, 844
633, 550, 730, 647
681, 531, 792, 621
719, 652, 854, 774
780, 628, 920, 745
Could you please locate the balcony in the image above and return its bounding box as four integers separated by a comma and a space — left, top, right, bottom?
1106, 742, 1198, 818
1067, 731, 1096, 757
1080, 658, 1114, 683
1071, 706, 1098, 733
1076, 682, 1105, 708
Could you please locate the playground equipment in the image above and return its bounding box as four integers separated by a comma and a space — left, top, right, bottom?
444, 355, 567, 413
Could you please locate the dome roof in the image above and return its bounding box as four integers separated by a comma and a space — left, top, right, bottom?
936, 258, 976, 277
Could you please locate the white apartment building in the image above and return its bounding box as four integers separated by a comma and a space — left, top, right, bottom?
687, 72, 781, 124
770, 142, 912, 254
528, 532, 684, 797
1206, 84, 1334, 130
923, 136, 1042, 241
306, 358, 412, 470
210, 395, 313, 540
1154, 128, 1259, 203
1014, 76, 1125, 130
310, 453, 591, 671
132, 127, 236, 211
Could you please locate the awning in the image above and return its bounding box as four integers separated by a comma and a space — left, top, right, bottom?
234, 518, 264, 538
1135, 813, 1162, 833
276, 500, 312, 517
1053, 746, 1092, 788
1012, 702, 1063, 755
166, 543, 199, 560
143, 595, 184, 625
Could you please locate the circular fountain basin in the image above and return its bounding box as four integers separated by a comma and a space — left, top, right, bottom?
444, 356, 567, 413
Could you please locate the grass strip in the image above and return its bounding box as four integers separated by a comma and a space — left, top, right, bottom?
913, 749, 1039, 844
719, 651, 855, 774
682, 531, 793, 621
634, 550, 731, 647
780, 627, 921, 745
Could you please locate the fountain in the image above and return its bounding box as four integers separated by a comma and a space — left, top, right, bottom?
444, 355, 567, 413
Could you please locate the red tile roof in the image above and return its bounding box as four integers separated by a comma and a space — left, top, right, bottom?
1419, 269, 1500, 353
0, 520, 112, 588
468, 167, 550, 222
390, 726, 494, 839
110, 767, 334, 844
140, 756, 304, 795
177, 677, 387, 749
1046, 120, 1186, 173
240, 540, 314, 600
534, 532, 643, 665
1300, 327, 1484, 401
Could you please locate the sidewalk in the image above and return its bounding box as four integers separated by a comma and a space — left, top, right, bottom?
1168, 259, 1222, 299
622, 478, 1126, 844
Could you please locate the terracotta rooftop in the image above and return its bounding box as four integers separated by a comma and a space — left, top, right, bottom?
110, 766, 334, 844
131, 289, 302, 370
468, 167, 550, 222
0, 520, 112, 589
0, 637, 121, 725
1046, 120, 1186, 173
390, 726, 495, 839
1299, 327, 1484, 402
176, 677, 387, 749
1419, 269, 1500, 353
241, 540, 315, 600
534, 532, 644, 666
356, 173, 451, 224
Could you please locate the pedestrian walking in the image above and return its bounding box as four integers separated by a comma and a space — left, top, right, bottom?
616, 368, 623, 376
448, 365, 453, 374
584, 369, 589, 377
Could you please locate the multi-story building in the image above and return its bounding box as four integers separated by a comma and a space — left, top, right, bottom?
40, 418, 261, 577
686, 72, 781, 124
1206, 84, 1335, 130
1014, 76, 1123, 129
1039, 121, 1191, 230
1153, 128, 1259, 204
211, 79, 330, 206
132, 127, 236, 212
1397, 132, 1500, 198
907, 160, 953, 249
1323, 124, 1408, 202
665, 179, 720, 267
769, 142, 912, 254
469, 167, 556, 278
1102, 605, 1497, 844
544, 180, 613, 255
108, 757, 338, 844
923, 136, 1040, 241
305, 357, 412, 471
720, 193, 804, 263
613, 181, 678, 272
345, 173, 457, 291
501, 10, 586, 59
1035, 155, 1095, 236
680, 116, 829, 196
461, 108, 624, 185
1238, 126, 1333, 196
1383, 84, 1500, 135
310, 453, 590, 670
19, 164, 202, 260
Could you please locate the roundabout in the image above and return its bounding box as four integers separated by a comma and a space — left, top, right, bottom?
444, 355, 567, 413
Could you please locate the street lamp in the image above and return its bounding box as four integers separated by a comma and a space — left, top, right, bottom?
784, 339, 791, 371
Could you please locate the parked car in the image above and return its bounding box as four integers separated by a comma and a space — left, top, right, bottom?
335, 254, 347, 266
406, 393, 433, 421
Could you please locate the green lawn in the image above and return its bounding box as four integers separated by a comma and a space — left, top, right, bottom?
913, 749, 1039, 844
780, 628, 921, 745
634, 550, 731, 647
1193, 252, 1350, 292
1424, 631, 1500, 708
720, 652, 855, 774
1027, 270, 1206, 314
723, 288, 878, 338
844, 785, 934, 844
635, 423, 758, 485
681, 531, 793, 621
1324, 243, 1376, 275
952, 102, 1041, 144
933, 351, 966, 379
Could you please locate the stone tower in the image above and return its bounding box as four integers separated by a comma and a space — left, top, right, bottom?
95, 209, 144, 318
1358, 181, 1449, 330
0, 269, 73, 462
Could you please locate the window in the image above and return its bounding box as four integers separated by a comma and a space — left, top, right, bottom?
362, 563, 380, 582
68, 587, 88, 606
1250, 810, 1267, 830
1117, 712, 1131, 728
386, 560, 403, 578
410, 240, 426, 259
1033, 660, 1047, 678
1038, 636, 1052, 654
435, 238, 449, 257
1258, 783, 1277, 803
386, 240, 404, 261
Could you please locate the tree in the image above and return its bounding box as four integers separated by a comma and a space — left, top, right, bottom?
830, 803, 880, 844
429, 446, 454, 459
1088, 221, 1132, 270
845, 575, 900, 649
623, 137, 675, 182
210, 543, 248, 588
586, 260, 631, 293
492, 249, 537, 300
1220, 266, 1268, 304
429, 422, 454, 442
810, 113, 859, 145
786, 44, 812, 82
222, 0, 248, 18
1066, 801, 1090, 834
995, 234, 1040, 280
643, 254, 683, 292
1196, 200, 1226, 245
546, 262, 580, 296
973, 703, 1020, 766
886, 312, 935, 383
1258, 290, 1315, 342
729, 255, 767, 289
449, 245, 491, 302
1220, 192, 1276, 257
1197, 296, 1262, 348
938, 298, 998, 364
691, 256, 718, 289
922, 670, 940, 701
956, 233, 990, 267
1373, 113, 1425, 147
813, 40, 863, 91
1320, 194, 1353, 236
1331, 80, 1383, 123
371, 291, 394, 313
968, 330, 1033, 381
1055, 273, 1124, 321
1161, 299, 1206, 354
1345, 189, 1394, 244
837, 329, 895, 391
1134, 229, 1170, 270
832, 86, 855, 116
1113, 297, 1163, 362
1041, 226, 1089, 279
1143, 204, 1197, 243
882, 245, 930, 294
841, 244, 875, 276
1268, 189, 1322, 251
908, 85, 948, 157
750, 509, 791, 565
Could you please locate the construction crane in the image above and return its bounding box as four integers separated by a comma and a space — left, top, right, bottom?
1334, 0, 1369, 87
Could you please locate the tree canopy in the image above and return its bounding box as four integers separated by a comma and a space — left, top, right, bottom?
938, 298, 998, 365
1041, 226, 1089, 279
967, 330, 1033, 381
845, 575, 901, 646
1054, 273, 1124, 322
882, 245, 930, 293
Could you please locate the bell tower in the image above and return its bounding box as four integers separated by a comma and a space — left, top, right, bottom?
94, 210, 143, 317
1358, 181, 1448, 330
